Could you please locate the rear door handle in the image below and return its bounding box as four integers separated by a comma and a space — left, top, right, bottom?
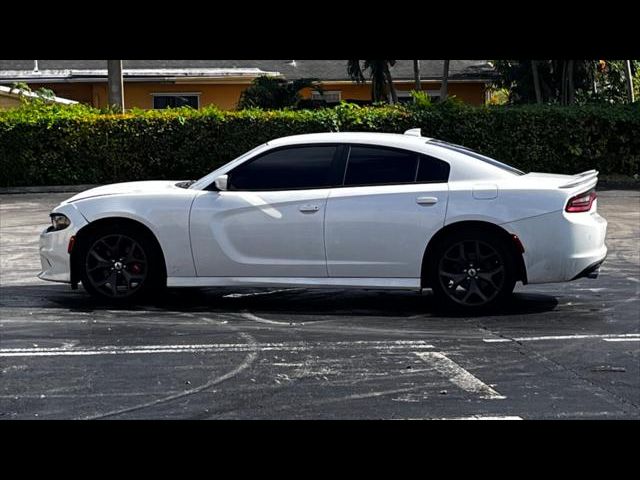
299, 204, 320, 213
416, 196, 438, 206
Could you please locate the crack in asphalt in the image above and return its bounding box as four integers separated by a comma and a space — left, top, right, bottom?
78, 312, 259, 420
475, 321, 640, 415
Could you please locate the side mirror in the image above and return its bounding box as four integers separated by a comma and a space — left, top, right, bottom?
214, 175, 229, 191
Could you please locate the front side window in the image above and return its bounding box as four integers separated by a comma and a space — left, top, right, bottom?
229, 145, 338, 191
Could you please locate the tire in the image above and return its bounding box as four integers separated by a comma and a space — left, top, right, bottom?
78, 223, 165, 303
428, 227, 516, 311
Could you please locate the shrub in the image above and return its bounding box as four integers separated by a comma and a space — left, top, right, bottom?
0, 102, 638, 187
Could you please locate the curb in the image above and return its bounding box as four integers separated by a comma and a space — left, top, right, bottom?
0, 184, 101, 195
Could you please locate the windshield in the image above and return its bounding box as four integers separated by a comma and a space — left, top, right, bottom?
189, 143, 269, 190
428, 139, 526, 176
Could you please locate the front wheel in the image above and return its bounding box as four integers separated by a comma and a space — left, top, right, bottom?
428, 229, 516, 311
78, 224, 164, 303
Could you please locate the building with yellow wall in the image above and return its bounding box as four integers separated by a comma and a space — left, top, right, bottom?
0, 60, 495, 109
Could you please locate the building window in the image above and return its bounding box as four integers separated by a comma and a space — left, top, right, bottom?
152, 93, 200, 109
311, 90, 342, 103
396, 90, 441, 103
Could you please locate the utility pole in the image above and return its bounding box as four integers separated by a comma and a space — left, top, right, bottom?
440, 60, 450, 102
624, 60, 635, 103
413, 60, 421, 91
107, 60, 124, 112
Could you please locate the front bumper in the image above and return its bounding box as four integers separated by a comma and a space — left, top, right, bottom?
503, 208, 608, 284
38, 204, 87, 284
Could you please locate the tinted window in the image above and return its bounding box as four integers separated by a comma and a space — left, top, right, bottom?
428, 139, 525, 175
417, 154, 450, 183
344, 146, 419, 186
229, 146, 337, 190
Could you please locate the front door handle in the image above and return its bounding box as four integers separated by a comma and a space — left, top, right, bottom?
416, 196, 438, 206
299, 204, 320, 213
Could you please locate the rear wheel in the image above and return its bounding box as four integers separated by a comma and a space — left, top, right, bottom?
428, 228, 516, 311
79, 224, 164, 302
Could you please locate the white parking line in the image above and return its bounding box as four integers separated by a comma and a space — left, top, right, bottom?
0, 340, 435, 357
483, 333, 640, 343
432, 415, 523, 420
414, 351, 505, 400
241, 311, 299, 326
602, 338, 640, 342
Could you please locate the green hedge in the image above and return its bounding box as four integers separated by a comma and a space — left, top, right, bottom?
0, 101, 638, 187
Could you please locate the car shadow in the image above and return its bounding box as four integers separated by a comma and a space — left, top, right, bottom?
0, 284, 559, 318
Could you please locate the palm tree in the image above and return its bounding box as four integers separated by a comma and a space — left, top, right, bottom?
347, 60, 398, 103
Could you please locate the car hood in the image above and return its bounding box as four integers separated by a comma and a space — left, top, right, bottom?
64, 180, 184, 203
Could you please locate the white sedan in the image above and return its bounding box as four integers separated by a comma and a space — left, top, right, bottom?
39, 130, 608, 310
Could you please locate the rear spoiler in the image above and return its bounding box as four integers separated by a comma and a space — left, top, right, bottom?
558, 170, 599, 189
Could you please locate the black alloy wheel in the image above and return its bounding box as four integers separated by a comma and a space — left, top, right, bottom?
84, 234, 148, 298
429, 229, 516, 310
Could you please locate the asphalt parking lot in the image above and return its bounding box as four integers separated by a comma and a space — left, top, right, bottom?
0, 190, 638, 420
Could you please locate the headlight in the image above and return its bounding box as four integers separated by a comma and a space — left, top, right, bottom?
48, 213, 71, 231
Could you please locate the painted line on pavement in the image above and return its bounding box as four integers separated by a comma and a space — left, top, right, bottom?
602, 338, 640, 342
483, 333, 640, 343
241, 311, 300, 326
432, 415, 523, 420
0, 340, 434, 357
415, 351, 505, 400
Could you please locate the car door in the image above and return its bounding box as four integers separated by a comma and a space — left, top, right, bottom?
325, 144, 450, 279
190, 144, 342, 278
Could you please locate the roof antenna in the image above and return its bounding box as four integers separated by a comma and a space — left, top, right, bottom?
287, 60, 297, 67
33, 60, 39, 72
404, 128, 422, 137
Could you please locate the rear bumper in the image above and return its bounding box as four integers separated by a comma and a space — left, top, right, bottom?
503, 208, 607, 284
571, 256, 606, 280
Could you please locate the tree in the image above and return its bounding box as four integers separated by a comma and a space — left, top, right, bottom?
439, 60, 450, 102
531, 60, 542, 104
107, 60, 124, 112
347, 60, 398, 103
492, 60, 630, 104
237, 76, 319, 109
624, 60, 635, 103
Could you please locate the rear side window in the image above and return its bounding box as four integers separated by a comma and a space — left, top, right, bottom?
229, 145, 338, 190
343, 146, 450, 186
344, 146, 419, 186
417, 154, 450, 183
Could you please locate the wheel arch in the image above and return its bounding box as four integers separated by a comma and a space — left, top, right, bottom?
70, 217, 168, 288
420, 220, 527, 288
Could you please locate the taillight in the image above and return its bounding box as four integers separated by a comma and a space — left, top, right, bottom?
566, 189, 596, 213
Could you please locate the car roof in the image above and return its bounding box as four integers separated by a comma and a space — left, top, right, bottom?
267, 131, 433, 149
